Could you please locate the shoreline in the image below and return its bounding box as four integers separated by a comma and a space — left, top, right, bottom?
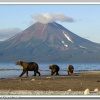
0, 69, 100, 78
0, 71, 100, 95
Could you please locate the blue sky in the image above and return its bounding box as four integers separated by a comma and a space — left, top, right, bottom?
0, 4, 100, 43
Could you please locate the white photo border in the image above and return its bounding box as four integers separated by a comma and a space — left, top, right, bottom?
0, 1, 100, 99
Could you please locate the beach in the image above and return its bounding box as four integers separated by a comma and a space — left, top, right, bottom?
0, 71, 100, 95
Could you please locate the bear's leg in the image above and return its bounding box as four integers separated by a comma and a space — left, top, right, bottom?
56, 71, 59, 75
37, 71, 41, 76
34, 71, 36, 76
19, 69, 26, 77
26, 71, 28, 77
51, 71, 55, 75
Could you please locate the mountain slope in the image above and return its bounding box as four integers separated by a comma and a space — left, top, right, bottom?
0, 22, 100, 62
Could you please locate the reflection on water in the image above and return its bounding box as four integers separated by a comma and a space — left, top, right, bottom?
0, 69, 67, 78
0, 62, 100, 78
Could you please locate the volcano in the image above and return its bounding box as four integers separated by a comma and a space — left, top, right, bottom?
0, 22, 100, 62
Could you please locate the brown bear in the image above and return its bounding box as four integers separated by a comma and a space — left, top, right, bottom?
49, 64, 60, 75
67, 65, 74, 75
16, 60, 41, 77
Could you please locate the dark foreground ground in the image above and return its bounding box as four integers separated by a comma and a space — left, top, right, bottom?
0, 71, 100, 92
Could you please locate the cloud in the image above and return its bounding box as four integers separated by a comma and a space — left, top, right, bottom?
31, 12, 74, 24
0, 28, 21, 41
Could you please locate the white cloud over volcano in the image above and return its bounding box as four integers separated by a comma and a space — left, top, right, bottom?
31, 12, 74, 24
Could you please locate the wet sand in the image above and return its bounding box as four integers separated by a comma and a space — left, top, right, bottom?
0, 71, 100, 95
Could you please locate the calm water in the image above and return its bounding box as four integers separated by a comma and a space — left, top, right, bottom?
0, 62, 100, 78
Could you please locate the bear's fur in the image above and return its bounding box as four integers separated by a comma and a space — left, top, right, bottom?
16, 60, 40, 77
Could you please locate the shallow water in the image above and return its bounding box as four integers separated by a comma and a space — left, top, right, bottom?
0, 62, 100, 78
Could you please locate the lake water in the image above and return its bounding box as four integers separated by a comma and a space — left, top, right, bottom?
0, 62, 100, 78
